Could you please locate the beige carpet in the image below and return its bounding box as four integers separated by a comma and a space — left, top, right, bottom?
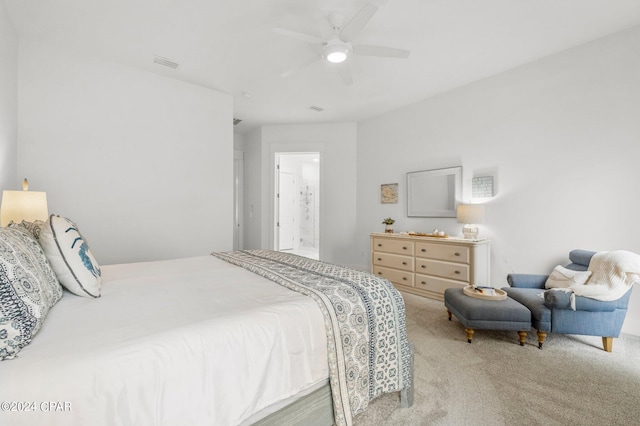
354, 292, 640, 426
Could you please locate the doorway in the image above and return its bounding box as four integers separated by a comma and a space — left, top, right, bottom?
275, 153, 320, 260
233, 150, 243, 250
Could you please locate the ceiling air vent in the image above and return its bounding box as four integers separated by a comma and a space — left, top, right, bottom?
309, 105, 324, 112
153, 56, 179, 69
233, 118, 242, 125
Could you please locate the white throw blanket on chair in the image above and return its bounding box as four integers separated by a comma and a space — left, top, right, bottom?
571, 250, 640, 301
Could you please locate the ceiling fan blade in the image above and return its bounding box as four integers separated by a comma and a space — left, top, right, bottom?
353, 44, 410, 58
335, 63, 353, 86
339, 3, 378, 42
272, 27, 324, 45
281, 56, 321, 78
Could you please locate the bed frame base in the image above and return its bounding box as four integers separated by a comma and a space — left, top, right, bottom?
400, 342, 415, 408
254, 343, 414, 425
254, 383, 334, 426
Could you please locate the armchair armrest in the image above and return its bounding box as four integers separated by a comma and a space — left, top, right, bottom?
507, 274, 548, 289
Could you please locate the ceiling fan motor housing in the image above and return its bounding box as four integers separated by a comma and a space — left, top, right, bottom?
323, 39, 352, 63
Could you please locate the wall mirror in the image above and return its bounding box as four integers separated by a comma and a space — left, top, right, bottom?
407, 166, 461, 217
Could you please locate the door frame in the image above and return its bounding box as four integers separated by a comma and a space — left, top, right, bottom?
270, 147, 323, 258
233, 150, 244, 250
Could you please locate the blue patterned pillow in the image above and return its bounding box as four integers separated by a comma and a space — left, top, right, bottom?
7, 219, 46, 241
0, 317, 24, 360
39, 215, 101, 298
0, 227, 63, 360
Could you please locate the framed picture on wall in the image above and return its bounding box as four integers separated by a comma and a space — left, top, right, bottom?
407, 166, 461, 217
381, 183, 398, 204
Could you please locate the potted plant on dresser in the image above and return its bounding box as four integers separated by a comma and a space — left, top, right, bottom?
382, 217, 395, 233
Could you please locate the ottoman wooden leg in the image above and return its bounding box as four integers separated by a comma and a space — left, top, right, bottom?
447, 310, 452, 321
465, 328, 474, 343
518, 331, 527, 346
537, 331, 547, 349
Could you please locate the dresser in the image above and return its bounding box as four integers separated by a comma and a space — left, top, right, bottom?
370, 233, 490, 301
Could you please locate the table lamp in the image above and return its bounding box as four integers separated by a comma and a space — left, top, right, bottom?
456, 204, 485, 239
0, 179, 49, 227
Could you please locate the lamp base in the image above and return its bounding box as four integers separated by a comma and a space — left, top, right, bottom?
462, 224, 479, 239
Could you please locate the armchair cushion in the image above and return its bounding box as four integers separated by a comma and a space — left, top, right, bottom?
507, 274, 548, 289
567, 249, 596, 270
502, 287, 551, 332
545, 266, 592, 289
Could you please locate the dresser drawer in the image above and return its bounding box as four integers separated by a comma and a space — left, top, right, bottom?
373, 252, 414, 271
415, 274, 466, 294
372, 238, 414, 256
371, 233, 490, 301
373, 266, 414, 287
415, 242, 469, 263
415, 259, 469, 282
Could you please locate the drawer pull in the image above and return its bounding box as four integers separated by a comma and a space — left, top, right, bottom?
377, 258, 382, 261
377, 272, 383, 275
421, 248, 426, 252
455, 252, 460, 256
421, 265, 426, 269
402, 277, 407, 281
454, 270, 460, 274
421, 281, 426, 285
402, 246, 408, 250
402, 262, 407, 265
377, 243, 382, 247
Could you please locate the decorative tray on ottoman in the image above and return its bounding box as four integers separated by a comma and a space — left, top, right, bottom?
463, 285, 507, 301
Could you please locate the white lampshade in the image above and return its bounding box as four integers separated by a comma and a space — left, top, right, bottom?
456, 204, 485, 224
456, 204, 485, 239
1, 180, 49, 227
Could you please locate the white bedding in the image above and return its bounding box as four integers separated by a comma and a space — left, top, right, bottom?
0, 256, 329, 425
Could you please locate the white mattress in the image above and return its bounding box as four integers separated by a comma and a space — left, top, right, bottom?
0, 256, 329, 425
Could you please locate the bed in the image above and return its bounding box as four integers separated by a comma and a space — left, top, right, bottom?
0, 224, 413, 426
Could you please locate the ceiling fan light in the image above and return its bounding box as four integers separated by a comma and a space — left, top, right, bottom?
323, 40, 351, 63
327, 51, 347, 63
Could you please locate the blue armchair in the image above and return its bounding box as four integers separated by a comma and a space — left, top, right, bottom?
502, 249, 633, 352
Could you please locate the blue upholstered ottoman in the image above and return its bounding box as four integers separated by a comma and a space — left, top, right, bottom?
444, 287, 532, 345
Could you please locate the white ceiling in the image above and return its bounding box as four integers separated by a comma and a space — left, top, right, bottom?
5, 0, 640, 134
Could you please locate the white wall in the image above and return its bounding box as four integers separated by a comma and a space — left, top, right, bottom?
243, 123, 359, 267
357, 27, 640, 335
0, 3, 17, 189
233, 132, 245, 151
17, 41, 234, 265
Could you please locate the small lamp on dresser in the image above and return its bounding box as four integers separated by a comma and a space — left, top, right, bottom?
457, 203, 485, 239
0, 178, 49, 227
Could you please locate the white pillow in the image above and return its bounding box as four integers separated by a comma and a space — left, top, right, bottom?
39, 215, 101, 298
545, 265, 592, 289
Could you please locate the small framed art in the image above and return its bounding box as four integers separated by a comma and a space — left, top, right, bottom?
381, 183, 398, 204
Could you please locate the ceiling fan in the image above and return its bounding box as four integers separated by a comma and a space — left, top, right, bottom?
272, 2, 410, 86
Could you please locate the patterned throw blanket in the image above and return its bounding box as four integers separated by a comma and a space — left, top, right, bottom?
211, 250, 411, 426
